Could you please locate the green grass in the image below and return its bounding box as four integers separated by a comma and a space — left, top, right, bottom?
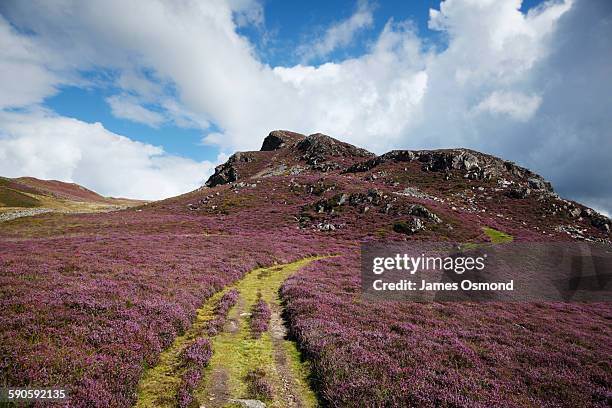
483, 227, 514, 244
198, 257, 322, 407
0, 187, 42, 208
283, 339, 318, 407
135, 288, 228, 408
199, 307, 277, 402
135, 257, 324, 408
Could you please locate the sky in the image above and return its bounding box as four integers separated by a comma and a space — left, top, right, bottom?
0, 0, 610, 214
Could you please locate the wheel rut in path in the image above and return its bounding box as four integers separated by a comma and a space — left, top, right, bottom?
135, 256, 325, 408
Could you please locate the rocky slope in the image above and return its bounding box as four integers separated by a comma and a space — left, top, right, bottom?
196, 130, 610, 242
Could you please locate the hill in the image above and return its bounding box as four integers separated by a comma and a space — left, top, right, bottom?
0, 131, 609, 408
178, 130, 609, 242
0, 176, 144, 221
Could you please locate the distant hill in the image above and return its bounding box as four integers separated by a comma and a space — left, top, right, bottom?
0, 176, 144, 220
14, 177, 120, 204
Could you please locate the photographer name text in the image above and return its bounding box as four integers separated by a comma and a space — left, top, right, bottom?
370, 253, 514, 292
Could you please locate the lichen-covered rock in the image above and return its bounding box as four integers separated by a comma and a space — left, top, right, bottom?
260, 130, 305, 151
590, 213, 611, 233
205, 151, 258, 187
419, 150, 480, 173
528, 177, 551, 190
393, 217, 425, 234
205, 162, 239, 187
309, 194, 346, 214
297, 133, 374, 165
345, 148, 554, 192
506, 186, 531, 199
230, 399, 267, 408
579, 207, 611, 233
290, 180, 337, 196
348, 190, 385, 206
407, 204, 442, 223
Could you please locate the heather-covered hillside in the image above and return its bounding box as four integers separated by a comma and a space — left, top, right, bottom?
0, 176, 144, 222
1, 131, 610, 407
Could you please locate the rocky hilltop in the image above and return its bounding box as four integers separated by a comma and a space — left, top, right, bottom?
197, 130, 610, 242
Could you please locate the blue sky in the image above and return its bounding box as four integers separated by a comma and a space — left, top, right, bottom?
257, 0, 444, 65
32, 0, 544, 163
46, 86, 216, 162
0, 0, 611, 214
37, 0, 456, 163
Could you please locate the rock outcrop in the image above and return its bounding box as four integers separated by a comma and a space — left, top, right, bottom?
205, 152, 257, 187
296, 133, 374, 166
407, 204, 442, 223
260, 130, 305, 151
208, 132, 374, 187
345, 148, 553, 192
393, 218, 425, 235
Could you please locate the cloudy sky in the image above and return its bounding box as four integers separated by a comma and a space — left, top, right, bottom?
0, 0, 610, 213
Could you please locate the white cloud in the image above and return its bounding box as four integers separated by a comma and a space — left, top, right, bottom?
160, 99, 211, 130
0, 0, 610, 212
411, 0, 612, 214
0, 15, 63, 108
106, 95, 165, 127
271, 20, 429, 152
229, 0, 265, 28
474, 91, 542, 121
298, 0, 374, 62
0, 109, 215, 200
116, 70, 163, 100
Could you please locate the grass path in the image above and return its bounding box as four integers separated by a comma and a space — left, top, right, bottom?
135, 257, 324, 408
